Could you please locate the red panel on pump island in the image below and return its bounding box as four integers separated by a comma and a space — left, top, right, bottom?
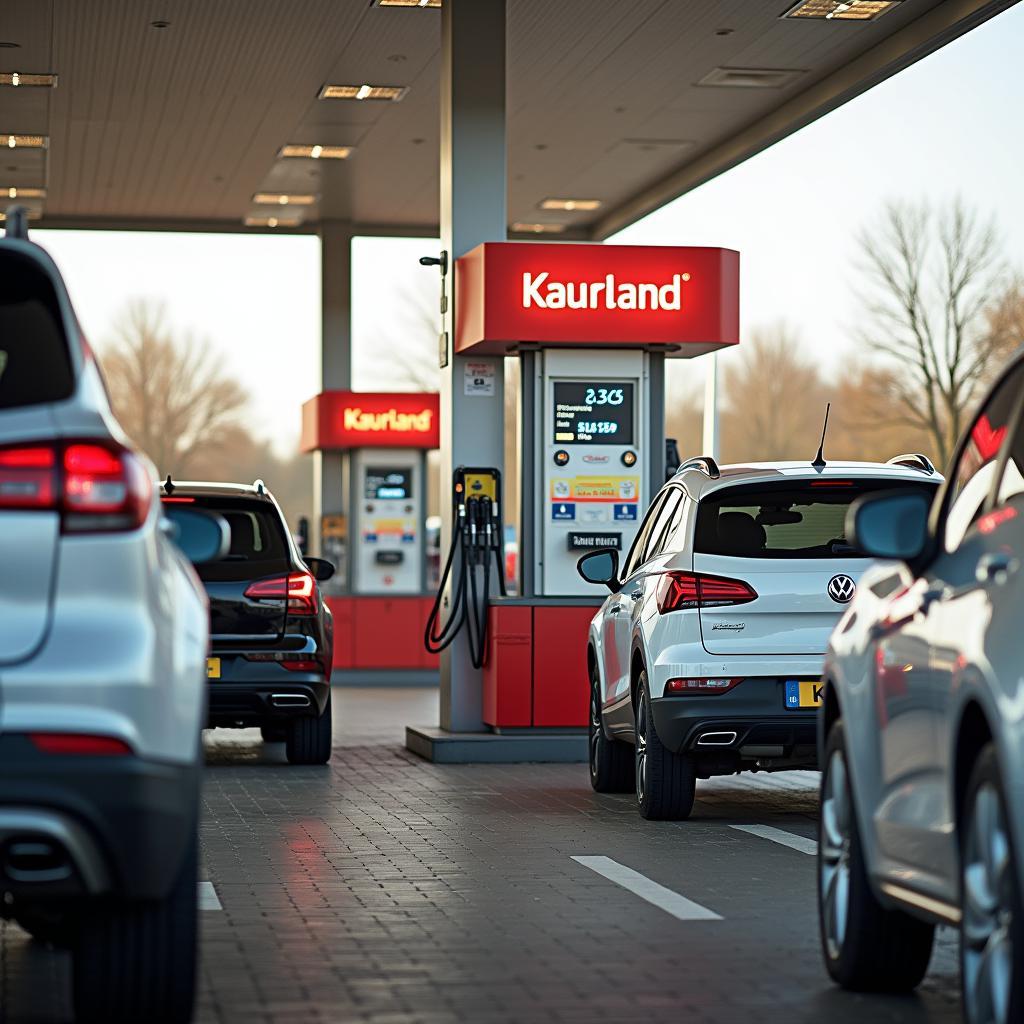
455, 242, 739, 356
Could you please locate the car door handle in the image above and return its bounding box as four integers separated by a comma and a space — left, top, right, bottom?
977, 552, 1018, 586
608, 606, 623, 616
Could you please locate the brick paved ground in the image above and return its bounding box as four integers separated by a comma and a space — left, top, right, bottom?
1, 687, 961, 1024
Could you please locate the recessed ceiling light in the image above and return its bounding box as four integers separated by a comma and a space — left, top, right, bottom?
783, 0, 902, 18
279, 144, 352, 160
244, 215, 302, 228
0, 72, 58, 88
539, 198, 601, 212
252, 193, 317, 206
318, 83, 408, 102
697, 66, 805, 88
0, 134, 48, 149
4, 186, 45, 199
512, 223, 566, 234
377, 0, 441, 6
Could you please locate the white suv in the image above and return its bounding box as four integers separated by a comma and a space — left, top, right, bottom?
0, 212, 220, 1023
578, 455, 942, 821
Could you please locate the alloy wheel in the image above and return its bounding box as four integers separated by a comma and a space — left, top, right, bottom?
820, 747, 852, 961
635, 691, 648, 804
589, 683, 601, 780
963, 782, 1014, 1024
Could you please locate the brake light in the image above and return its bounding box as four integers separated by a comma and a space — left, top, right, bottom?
0, 440, 151, 532
243, 653, 324, 672
0, 445, 56, 508
665, 678, 742, 695
160, 496, 196, 504
30, 733, 133, 756
244, 572, 319, 615
656, 571, 757, 613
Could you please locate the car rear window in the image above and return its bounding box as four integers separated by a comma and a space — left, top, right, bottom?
168, 497, 290, 581
0, 251, 75, 410
694, 479, 939, 559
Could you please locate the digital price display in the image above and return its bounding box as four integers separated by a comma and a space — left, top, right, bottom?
553, 382, 634, 445
365, 467, 413, 500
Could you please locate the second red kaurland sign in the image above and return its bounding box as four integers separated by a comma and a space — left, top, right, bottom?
454, 242, 739, 356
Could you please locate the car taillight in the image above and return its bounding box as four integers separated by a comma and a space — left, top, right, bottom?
656, 571, 757, 613
0, 445, 57, 508
244, 653, 324, 672
0, 440, 151, 532
664, 678, 743, 695
30, 733, 133, 756
244, 572, 319, 615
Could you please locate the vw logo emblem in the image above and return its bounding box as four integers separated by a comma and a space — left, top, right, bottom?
828, 574, 856, 604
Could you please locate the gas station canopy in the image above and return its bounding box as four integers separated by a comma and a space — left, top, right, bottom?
1, 0, 1013, 238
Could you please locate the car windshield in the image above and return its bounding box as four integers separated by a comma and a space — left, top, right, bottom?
165, 497, 290, 581
694, 479, 939, 559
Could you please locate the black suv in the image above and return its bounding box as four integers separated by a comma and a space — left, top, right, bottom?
161, 480, 335, 764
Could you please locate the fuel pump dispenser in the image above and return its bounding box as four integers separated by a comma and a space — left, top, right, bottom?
431, 241, 740, 734
301, 390, 441, 681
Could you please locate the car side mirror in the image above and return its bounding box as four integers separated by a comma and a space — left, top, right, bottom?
166, 508, 230, 565
848, 490, 932, 562
305, 557, 336, 582
577, 548, 621, 592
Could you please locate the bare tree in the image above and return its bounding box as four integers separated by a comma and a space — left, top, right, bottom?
855, 199, 1005, 465
983, 275, 1024, 368
720, 324, 830, 462
99, 299, 248, 476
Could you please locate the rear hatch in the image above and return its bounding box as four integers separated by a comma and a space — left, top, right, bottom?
168, 496, 292, 643
693, 477, 938, 656
0, 246, 77, 664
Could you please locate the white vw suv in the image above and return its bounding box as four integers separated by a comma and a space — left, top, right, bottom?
578, 455, 942, 820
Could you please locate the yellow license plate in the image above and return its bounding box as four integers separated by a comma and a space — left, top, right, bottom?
785, 679, 823, 709
206, 657, 221, 680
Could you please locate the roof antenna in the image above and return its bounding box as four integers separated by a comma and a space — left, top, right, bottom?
163, 474, 175, 495
812, 403, 831, 469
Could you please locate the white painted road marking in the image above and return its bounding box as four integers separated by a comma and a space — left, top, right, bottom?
729, 824, 817, 856
571, 856, 722, 921
198, 880, 222, 910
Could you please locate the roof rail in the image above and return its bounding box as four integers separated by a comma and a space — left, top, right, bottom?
886, 453, 936, 475
677, 455, 721, 480
3, 204, 30, 240
253, 478, 267, 495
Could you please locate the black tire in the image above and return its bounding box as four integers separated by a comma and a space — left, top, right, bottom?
285, 690, 333, 765
959, 743, 1023, 1024
72, 827, 198, 1024
634, 672, 696, 820
260, 725, 287, 743
13, 907, 77, 948
589, 670, 633, 793
818, 720, 934, 992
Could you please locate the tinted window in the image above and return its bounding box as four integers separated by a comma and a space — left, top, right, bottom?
643, 487, 683, 563
171, 497, 290, 581
695, 480, 940, 559
623, 491, 667, 578
0, 252, 75, 410
945, 363, 1024, 551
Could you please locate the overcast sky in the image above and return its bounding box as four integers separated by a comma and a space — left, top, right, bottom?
36, 1, 1024, 454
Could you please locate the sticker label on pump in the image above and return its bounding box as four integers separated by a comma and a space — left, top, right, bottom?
613, 504, 638, 521
550, 476, 640, 502
552, 503, 576, 521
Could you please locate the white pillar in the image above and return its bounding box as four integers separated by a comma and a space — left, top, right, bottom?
438, 0, 507, 733
702, 351, 719, 460
314, 220, 353, 557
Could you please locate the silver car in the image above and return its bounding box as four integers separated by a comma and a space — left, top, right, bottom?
0, 211, 220, 1023
819, 350, 1024, 1023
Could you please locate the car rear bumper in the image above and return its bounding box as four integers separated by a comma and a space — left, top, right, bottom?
0, 734, 199, 904
207, 679, 330, 727
650, 678, 818, 771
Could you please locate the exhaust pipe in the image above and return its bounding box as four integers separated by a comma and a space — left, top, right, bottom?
270, 693, 311, 708
696, 731, 737, 747
3, 840, 73, 883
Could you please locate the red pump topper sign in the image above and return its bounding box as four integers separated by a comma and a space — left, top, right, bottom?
300, 391, 440, 451
455, 242, 739, 355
